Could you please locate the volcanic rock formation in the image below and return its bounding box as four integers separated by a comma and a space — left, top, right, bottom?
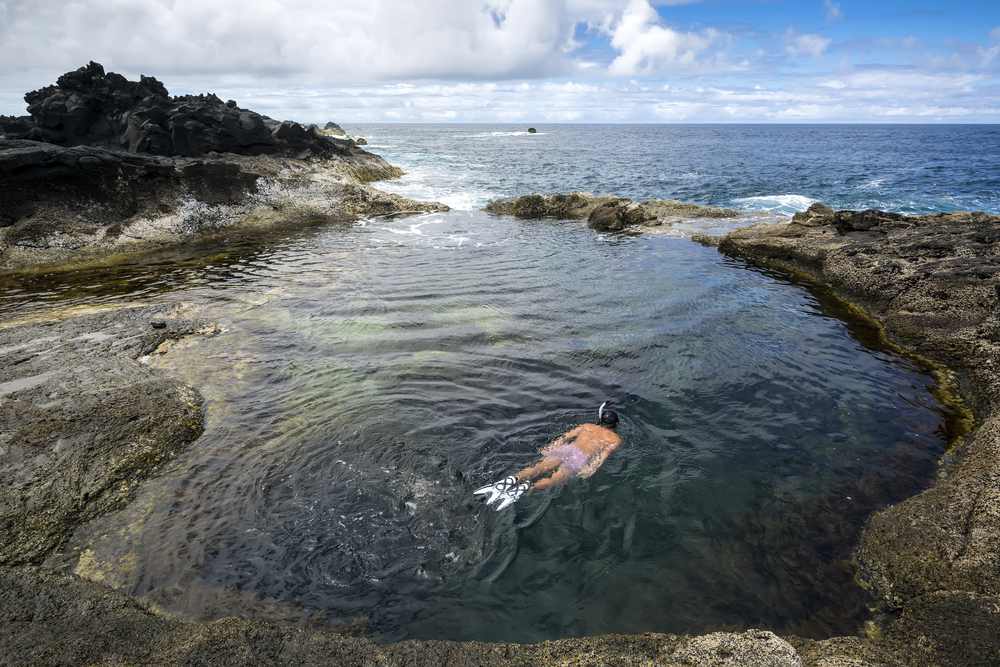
0, 61, 354, 159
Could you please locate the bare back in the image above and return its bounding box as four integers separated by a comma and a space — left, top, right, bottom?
540, 423, 620, 479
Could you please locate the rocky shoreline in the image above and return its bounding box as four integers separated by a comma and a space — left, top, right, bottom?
0, 63, 447, 272
711, 204, 1000, 666
3, 204, 998, 666
2, 65, 999, 665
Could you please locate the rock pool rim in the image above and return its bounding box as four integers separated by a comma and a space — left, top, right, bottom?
2, 211, 991, 666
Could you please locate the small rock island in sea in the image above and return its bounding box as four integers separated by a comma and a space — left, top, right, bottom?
0, 61, 447, 271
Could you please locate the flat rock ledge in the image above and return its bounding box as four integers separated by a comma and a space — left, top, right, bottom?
483, 191, 742, 232
708, 203, 1000, 667
0, 138, 448, 272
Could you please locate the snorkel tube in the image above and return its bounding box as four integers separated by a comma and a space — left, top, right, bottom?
598, 401, 608, 424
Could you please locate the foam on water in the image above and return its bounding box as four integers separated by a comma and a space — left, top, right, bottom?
731, 194, 816, 216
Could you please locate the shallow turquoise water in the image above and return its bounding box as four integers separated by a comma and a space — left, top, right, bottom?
4, 209, 961, 642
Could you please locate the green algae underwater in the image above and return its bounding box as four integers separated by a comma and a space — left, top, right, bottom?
2, 209, 970, 643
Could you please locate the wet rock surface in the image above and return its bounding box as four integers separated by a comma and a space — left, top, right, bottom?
4, 563, 893, 666
0, 138, 446, 270
482, 191, 743, 230
0, 306, 209, 566
715, 204, 1000, 667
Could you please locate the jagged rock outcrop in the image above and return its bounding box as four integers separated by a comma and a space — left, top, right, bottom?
323, 121, 346, 135
0, 61, 355, 159
586, 197, 658, 231
483, 191, 743, 231
0, 64, 448, 270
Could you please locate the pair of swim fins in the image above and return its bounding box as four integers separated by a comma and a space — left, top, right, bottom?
473, 475, 528, 511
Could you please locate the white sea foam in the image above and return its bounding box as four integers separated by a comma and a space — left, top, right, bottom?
731, 194, 816, 215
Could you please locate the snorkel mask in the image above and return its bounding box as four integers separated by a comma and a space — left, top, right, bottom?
598, 401, 619, 428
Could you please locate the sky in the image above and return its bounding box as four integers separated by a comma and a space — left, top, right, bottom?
0, 0, 998, 123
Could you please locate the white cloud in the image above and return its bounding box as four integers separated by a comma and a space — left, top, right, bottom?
0, 0, 733, 88
980, 27, 1000, 66
604, 0, 722, 76
785, 30, 832, 60
824, 0, 844, 23
0, 0, 998, 123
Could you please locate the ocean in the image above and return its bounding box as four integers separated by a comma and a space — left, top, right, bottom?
352, 124, 1000, 217
8, 124, 991, 644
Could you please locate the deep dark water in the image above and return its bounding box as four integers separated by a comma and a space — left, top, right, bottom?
3, 210, 967, 643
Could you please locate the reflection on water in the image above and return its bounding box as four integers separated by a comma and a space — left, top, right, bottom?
5, 210, 964, 643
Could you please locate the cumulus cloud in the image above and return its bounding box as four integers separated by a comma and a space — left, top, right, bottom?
1, 0, 714, 83
604, 0, 722, 76
0, 0, 997, 122
785, 30, 832, 60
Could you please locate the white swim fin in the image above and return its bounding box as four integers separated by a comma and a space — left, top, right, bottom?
473, 475, 528, 511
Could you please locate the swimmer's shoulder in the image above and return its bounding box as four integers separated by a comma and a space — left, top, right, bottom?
580, 423, 620, 441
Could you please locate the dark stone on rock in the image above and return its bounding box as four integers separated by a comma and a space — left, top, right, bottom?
272, 120, 310, 141
0, 115, 35, 139
355, 137, 368, 145
323, 121, 346, 135
527, 127, 536, 133
790, 202, 835, 227
587, 198, 657, 232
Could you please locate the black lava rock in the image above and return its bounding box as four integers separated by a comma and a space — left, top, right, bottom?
0, 62, 354, 159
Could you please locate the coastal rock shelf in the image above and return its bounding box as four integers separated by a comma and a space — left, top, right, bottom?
0, 138, 446, 270
3, 205, 998, 666
712, 203, 1000, 666
0, 63, 449, 271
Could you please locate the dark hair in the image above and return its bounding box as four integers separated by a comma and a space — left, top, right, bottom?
599, 410, 619, 428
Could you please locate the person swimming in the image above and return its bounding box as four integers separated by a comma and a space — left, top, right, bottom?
474, 402, 621, 510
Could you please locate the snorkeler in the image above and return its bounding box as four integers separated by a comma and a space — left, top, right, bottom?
474, 402, 621, 511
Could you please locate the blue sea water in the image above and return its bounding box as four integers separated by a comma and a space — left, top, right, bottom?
352, 123, 1000, 217
8, 124, 989, 645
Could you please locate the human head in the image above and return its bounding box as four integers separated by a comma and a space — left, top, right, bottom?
598, 401, 619, 428
600, 410, 619, 428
